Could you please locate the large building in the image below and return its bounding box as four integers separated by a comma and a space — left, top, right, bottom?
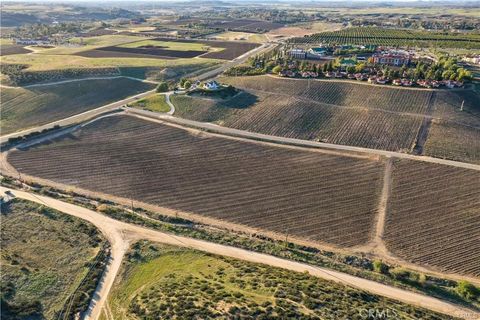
372, 52, 411, 66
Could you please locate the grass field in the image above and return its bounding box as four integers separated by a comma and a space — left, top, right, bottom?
384, 160, 480, 277
9, 114, 385, 248
104, 241, 453, 320
0, 77, 155, 134
1, 198, 105, 319
129, 93, 171, 113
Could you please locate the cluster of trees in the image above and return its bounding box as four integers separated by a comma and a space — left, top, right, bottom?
12, 22, 84, 38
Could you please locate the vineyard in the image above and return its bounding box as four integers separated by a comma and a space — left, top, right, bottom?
290, 27, 480, 49
172, 76, 438, 151
384, 160, 480, 277
8, 114, 385, 248
424, 121, 480, 164
0, 77, 155, 134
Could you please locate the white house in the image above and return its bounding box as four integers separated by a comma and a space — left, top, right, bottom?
203, 80, 221, 90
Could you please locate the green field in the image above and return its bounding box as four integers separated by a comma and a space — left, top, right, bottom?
0, 77, 155, 134
129, 93, 171, 113
105, 241, 453, 320
1, 198, 105, 319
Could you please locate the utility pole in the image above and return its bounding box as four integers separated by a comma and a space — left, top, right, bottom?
131, 199, 134, 213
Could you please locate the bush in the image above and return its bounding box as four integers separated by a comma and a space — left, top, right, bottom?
373, 260, 389, 274
184, 80, 192, 89
272, 65, 282, 74
156, 82, 169, 93
457, 281, 479, 300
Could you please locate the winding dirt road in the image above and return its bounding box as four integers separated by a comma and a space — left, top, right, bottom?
2, 186, 477, 320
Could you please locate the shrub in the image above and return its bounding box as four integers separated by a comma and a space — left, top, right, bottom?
457, 281, 479, 300
373, 260, 389, 274
272, 65, 282, 74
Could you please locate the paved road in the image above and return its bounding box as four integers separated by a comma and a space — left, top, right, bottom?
2, 186, 476, 320
125, 108, 480, 171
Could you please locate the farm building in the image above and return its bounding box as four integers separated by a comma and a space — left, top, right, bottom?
288, 48, 307, 59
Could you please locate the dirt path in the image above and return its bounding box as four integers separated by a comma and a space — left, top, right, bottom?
2, 186, 477, 320
413, 91, 437, 155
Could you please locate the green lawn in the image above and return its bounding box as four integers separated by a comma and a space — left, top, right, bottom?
129, 93, 171, 113
1, 198, 105, 319
105, 241, 454, 320
0, 77, 155, 134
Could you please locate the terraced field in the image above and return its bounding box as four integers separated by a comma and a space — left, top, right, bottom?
0, 78, 155, 134
8, 114, 385, 248
384, 160, 480, 277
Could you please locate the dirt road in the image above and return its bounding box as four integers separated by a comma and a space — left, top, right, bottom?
2, 186, 477, 320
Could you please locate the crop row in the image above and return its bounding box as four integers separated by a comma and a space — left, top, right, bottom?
222, 75, 433, 114
9, 115, 385, 248
384, 160, 480, 277
291, 27, 480, 49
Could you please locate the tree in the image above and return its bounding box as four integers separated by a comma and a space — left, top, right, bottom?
179, 78, 187, 87
272, 65, 282, 74
183, 80, 192, 89
156, 82, 169, 93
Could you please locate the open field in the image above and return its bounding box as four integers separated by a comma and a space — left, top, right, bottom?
0, 78, 155, 134
0, 44, 32, 56
8, 114, 385, 248
291, 27, 480, 49
384, 160, 480, 277
104, 241, 454, 320
1, 198, 105, 319
76, 38, 260, 61
207, 31, 268, 43
129, 94, 170, 113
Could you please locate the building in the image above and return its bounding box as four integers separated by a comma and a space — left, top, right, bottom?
307, 47, 329, 59
372, 53, 411, 66
203, 80, 221, 90
288, 49, 307, 59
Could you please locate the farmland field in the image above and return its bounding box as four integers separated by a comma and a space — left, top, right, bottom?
172, 93, 423, 151
0, 77, 155, 134
424, 121, 480, 164
1, 198, 105, 319
104, 241, 453, 320
0, 44, 32, 56
384, 160, 480, 277
8, 114, 385, 248
77, 38, 260, 61
171, 75, 479, 157
291, 27, 480, 49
